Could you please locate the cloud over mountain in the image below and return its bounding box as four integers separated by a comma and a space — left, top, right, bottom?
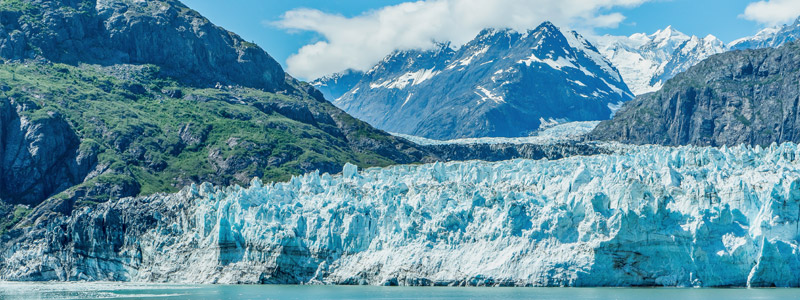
742, 0, 800, 26
274, 0, 652, 79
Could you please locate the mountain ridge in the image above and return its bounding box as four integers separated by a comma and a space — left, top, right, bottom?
316, 22, 633, 140
590, 39, 800, 146
593, 27, 726, 95
729, 17, 800, 50
0, 0, 287, 91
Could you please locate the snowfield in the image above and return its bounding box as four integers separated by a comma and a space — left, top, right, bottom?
5, 141, 800, 287
394, 121, 600, 145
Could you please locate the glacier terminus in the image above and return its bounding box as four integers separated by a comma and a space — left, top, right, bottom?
4, 139, 800, 287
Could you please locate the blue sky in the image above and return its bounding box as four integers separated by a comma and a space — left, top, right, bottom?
598, 0, 765, 39
181, 0, 405, 73
181, 0, 795, 80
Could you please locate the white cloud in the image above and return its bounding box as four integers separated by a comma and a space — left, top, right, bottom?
273, 0, 653, 80
742, 0, 800, 26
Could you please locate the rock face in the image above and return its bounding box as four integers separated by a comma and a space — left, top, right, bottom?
0, 0, 285, 91
423, 142, 606, 162
590, 41, 800, 147
4, 142, 800, 287
729, 17, 800, 51
594, 26, 725, 95
316, 22, 633, 140
0, 100, 95, 206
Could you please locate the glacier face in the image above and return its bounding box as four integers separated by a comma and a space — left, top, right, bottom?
3, 142, 800, 286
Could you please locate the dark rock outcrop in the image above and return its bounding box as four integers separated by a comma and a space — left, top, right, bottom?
0, 0, 285, 91
424, 142, 606, 162
0, 100, 96, 206
591, 40, 800, 147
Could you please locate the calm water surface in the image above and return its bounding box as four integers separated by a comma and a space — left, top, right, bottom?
0, 282, 798, 300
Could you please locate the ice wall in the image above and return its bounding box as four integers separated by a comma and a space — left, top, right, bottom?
3, 143, 800, 287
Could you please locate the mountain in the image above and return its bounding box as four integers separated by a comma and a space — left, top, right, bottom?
310, 69, 364, 102
590, 40, 800, 146
729, 17, 800, 50
0, 0, 285, 91
594, 26, 725, 95
316, 22, 633, 140
0, 0, 436, 234
5, 142, 800, 287
651, 35, 726, 86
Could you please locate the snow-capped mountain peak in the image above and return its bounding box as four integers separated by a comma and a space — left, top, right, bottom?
314, 21, 633, 139
729, 27, 780, 48
593, 26, 724, 95
310, 69, 366, 101
703, 34, 719, 43
729, 16, 800, 50
563, 30, 622, 82
649, 25, 690, 49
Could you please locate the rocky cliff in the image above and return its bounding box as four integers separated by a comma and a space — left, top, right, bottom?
591, 40, 800, 146
0, 99, 95, 206
0, 0, 284, 91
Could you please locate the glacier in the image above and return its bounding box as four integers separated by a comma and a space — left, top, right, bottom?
393, 121, 600, 146
3, 141, 800, 287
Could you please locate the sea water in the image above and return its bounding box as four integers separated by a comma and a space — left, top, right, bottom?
0, 282, 798, 300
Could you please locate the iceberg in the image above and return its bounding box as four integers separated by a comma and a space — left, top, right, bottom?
3, 143, 800, 287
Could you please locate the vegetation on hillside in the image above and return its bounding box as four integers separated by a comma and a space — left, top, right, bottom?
1, 62, 422, 208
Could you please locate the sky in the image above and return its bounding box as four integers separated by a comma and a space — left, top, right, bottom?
182, 0, 800, 80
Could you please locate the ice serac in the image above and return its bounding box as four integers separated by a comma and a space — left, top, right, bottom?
321, 22, 633, 140
4, 142, 800, 287
594, 27, 725, 95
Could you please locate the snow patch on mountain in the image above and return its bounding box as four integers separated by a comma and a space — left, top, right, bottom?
475, 86, 505, 104
730, 27, 781, 48
607, 101, 624, 116
451, 46, 490, 69
519, 55, 577, 71
370, 69, 441, 89
563, 31, 621, 82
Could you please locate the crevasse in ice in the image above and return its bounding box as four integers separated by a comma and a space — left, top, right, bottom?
4, 143, 800, 286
